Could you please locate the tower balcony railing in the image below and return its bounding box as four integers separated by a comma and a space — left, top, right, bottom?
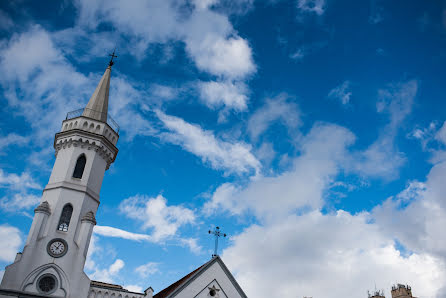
65, 108, 120, 133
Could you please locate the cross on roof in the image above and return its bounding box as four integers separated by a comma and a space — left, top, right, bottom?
108, 49, 118, 67
208, 226, 226, 258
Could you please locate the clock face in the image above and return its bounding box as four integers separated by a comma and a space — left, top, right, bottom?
47, 239, 68, 258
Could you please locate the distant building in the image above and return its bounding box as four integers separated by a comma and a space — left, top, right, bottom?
391, 284, 415, 298
369, 290, 385, 298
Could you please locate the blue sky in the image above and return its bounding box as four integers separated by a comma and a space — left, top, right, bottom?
1, 0, 446, 297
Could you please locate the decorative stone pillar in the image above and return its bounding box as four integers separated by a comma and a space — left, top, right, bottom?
77, 211, 97, 258
25, 201, 51, 246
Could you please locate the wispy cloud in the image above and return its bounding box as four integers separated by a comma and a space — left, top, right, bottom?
0, 133, 29, 153
156, 110, 261, 175
297, 0, 326, 15
328, 80, 352, 105
0, 169, 41, 191
0, 225, 22, 263
247, 93, 301, 141
135, 262, 160, 278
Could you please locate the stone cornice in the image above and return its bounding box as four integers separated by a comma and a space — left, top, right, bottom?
44, 181, 100, 203
54, 130, 119, 169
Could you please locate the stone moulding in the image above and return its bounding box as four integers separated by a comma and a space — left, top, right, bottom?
34, 201, 51, 215
81, 211, 97, 225
54, 132, 118, 170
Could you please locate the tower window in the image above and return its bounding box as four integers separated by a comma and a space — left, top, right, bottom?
57, 204, 73, 232
73, 154, 86, 179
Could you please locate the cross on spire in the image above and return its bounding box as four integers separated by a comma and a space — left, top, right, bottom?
108, 49, 118, 67
208, 226, 226, 258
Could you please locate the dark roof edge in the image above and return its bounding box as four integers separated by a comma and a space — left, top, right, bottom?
168, 256, 248, 298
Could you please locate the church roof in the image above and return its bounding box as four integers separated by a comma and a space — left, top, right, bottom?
153, 263, 207, 298
153, 256, 247, 298
82, 65, 111, 122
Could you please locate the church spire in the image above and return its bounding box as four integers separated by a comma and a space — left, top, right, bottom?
82, 50, 117, 122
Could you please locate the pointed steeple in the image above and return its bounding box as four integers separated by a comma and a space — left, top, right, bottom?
82, 65, 111, 122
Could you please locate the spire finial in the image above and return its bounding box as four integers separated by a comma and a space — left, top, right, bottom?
108, 49, 118, 67
208, 226, 226, 258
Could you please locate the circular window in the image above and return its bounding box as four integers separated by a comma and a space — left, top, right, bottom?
37, 274, 57, 294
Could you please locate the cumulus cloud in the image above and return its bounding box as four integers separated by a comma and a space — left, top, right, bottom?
73, 0, 255, 114
328, 80, 352, 105
197, 80, 249, 112
373, 160, 446, 261
119, 194, 195, 242
247, 93, 301, 141
223, 211, 446, 298
0, 225, 22, 262
156, 110, 260, 175
204, 123, 355, 219
74, 0, 255, 80
89, 259, 125, 283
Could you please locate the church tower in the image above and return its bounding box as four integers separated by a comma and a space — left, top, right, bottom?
0, 59, 119, 298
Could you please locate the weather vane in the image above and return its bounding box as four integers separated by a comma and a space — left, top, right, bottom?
208, 226, 226, 258
108, 49, 118, 67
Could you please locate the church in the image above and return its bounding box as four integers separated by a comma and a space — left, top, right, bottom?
0, 57, 248, 298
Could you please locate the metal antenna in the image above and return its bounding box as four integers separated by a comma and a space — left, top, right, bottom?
208, 226, 226, 258
108, 49, 118, 67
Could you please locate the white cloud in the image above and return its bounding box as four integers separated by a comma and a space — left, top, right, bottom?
135, 262, 160, 278
192, 0, 218, 10
223, 211, 446, 298
179, 238, 203, 255
328, 80, 352, 105
373, 160, 446, 260
186, 34, 255, 79
247, 93, 301, 141
297, 0, 326, 15
125, 285, 144, 293
74, 0, 256, 80
205, 123, 355, 219
289, 48, 305, 60
156, 110, 260, 175
0, 169, 41, 191
0, 26, 92, 142
119, 194, 195, 242
349, 80, 418, 179
89, 259, 125, 283
0, 225, 22, 262
0, 193, 40, 212
94, 225, 152, 242
197, 80, 248, 112
435, 121, 446, 145
0, 133, 29, 153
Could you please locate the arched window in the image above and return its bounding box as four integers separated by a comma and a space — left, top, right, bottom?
57, 204, 73, 232
72, 154, 86, 179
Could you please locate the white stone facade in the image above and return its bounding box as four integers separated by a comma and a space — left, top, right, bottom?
0, 66, 119, 298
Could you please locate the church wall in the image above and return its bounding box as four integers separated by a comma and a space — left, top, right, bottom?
88, 287, 146, 298
173, 261, 243, 298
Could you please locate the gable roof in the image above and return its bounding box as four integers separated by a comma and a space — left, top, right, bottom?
153, 256, 247, 298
